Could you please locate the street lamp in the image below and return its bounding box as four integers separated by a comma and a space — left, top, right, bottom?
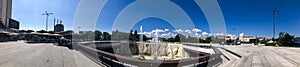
42, 11, 53, 31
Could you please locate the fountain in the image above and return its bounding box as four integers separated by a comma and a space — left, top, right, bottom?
134, 27, 185, 60
77, 26, 221, 66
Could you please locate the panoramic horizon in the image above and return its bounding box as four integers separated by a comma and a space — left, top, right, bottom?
2, 0, 300, 67
12, 0, 300, 38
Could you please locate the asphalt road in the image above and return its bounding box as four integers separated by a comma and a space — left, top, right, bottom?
0, 41, 100, 67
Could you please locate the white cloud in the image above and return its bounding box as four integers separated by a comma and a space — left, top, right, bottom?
192, 29, 202, 33
157, 29, 165, 32
160, 32, 175, 38
173, 29, 183, 33
146, 32, 152, 35
164, 29, 169, 32
138, 31, 150, 35
202, 32, 208, 35
195, 33, 199, 36
214, 33, 225, 36
151, 29, 165, 33
185, 30, 192, 33
226, 34, 237, 39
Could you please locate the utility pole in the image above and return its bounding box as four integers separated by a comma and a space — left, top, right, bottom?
268, 0, 280, 41
42, 11, 53, 31
269, 8, 280, 41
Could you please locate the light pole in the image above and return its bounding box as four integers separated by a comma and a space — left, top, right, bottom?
271, 8, 280, 41
232, 28, 236, 45
42, 11, 53, 31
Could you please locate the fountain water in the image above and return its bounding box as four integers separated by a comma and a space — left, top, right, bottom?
134, 27, 185, 60
139, 26, 143, 46
139, 26, 145, 59
153, 28, 159, 60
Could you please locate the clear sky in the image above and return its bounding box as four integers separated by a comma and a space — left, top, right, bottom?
12, 0, 79, 31
12, 0, 300, 38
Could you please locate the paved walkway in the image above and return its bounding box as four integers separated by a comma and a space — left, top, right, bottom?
218, 44, 300, 67
183, 45, 215, 54
0, 41, 101, 67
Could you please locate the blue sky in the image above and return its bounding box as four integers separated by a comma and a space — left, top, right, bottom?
12, 0, 300, 38
12, 0, 79, 31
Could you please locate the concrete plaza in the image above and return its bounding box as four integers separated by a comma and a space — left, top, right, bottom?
217, 44, 300, 67
0, 41, 101, 67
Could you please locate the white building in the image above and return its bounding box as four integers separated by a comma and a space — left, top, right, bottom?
239, 33, 244, 41
239, 33, 254, 42
242, 36, 254, 42
0, 0, 12, 30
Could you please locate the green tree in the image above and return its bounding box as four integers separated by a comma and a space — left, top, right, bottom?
103, 32, 111, 40
142, 35, 150, 41
134, 30, 138, 40
278, 32, 294, 46
204, 37, 212, 43
94, 30, 102, 41
129, 30, 134, 41
175, 34, 186, 42
37, 30, 47, 33
226, 39, 233, 44
260, 40, 268, 44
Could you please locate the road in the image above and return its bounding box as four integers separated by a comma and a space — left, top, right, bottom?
217, 44, 300, 67
0, 41, 101, 67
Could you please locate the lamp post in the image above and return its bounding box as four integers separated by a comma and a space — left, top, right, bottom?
232, 28, 236, 45
271, 8, 280, 41
42, 11, 53, 31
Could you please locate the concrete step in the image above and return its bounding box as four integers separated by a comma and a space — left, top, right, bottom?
217, 48, 241, 67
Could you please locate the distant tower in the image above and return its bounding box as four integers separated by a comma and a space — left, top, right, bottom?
0, 0, 12, 30
54, 19, 64, 32
53, 18, 56, 30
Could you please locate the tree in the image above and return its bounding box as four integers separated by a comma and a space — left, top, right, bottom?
94, 30, 102, 41
129, 29, 134, 41
249, 39, 257, 43
226, 39, 233, 44
278, 32, 294, 46
103, 32, 111, 40
37, 30, 47, 33
142, 35, 150, 41
134, 30, 138, 40
27, 30, 35, 33
112, 31, 130, 40
260, 40, 268, 44
175, 34, 186, 42
204, 37, 212, 43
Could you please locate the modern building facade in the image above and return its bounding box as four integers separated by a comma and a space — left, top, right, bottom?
0, 0, 12, 30
9, 18, 19, 29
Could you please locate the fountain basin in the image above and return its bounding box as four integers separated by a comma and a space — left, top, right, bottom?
77, 41, 222, 67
